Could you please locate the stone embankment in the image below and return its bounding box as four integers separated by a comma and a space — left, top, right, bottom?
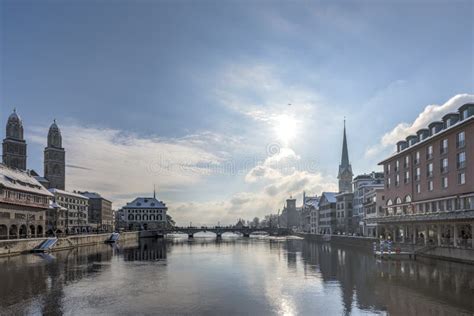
298, 233, 474, 264
0, 231, 139, 257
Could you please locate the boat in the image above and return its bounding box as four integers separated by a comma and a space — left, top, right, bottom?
322, 234, 331, 242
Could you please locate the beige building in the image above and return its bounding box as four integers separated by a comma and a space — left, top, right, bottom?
49, 189, 89, 234
0, 164, 52, 239
79, 191, 113, 232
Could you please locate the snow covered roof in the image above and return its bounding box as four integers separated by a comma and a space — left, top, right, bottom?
49, 188, 89, 199
321, 192, 337, 203
124, 197, 167, 209
0, 164, 53, 196
49, 200, 67, 210
304, 197, 320, 208
379, 115, 474, 165
78, 191, 111, 202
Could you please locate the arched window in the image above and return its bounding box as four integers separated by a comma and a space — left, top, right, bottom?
143, 215, 148, 221
136, 214, 141, 221
128, 214, 134, 221
386, 199, 393, 215
150, 215, 155, 221
157, 215, 162, 221
395, 197, 402, 214
405, 195, 412, 203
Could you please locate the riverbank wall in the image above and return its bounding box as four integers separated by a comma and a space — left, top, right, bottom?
297, 233, 378, 251
0, 231, 140, 257
298, 233, 474, 264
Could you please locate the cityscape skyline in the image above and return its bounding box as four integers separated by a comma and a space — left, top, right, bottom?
2, 0, 474, 226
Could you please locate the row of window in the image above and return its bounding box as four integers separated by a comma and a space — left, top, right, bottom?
125, 209, 164, 214
387, 152, 466, 188
57, 195, 87, 205
386, 196, 472, 216
387, 131, 466, 174
1, 189, 49, 205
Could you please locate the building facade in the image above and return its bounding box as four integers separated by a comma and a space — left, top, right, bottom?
44, 120, 65, 190
304, 194, 320, 234
318, 192, 337, 234
362, 187, 384, 237
370, 103, 474, 248
352, 172, 384, 235
79, 191, 113, 232
48, 189, 89, 234
335, 192, 353, 234
300, 192, 319, 233
121, 196, 168, 230
2, 109, 27, 170
0, 164, 52, 239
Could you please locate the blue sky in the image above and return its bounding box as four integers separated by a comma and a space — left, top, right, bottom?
1, 0, 473, 225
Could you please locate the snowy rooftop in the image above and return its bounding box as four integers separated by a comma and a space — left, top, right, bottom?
322, 192, 337, 203
49, 188, 89, 199
0, 164, 53, 196
124, 197, 167, 209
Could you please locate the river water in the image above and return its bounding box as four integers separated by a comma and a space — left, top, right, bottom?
0, 236, 473, 315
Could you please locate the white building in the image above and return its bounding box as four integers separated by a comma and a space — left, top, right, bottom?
121, 196, 167, 230
48, 189, 89, 234
304, 195, 320, 234
352, 172, 384, 235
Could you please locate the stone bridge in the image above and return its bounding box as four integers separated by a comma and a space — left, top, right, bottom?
140, 227, 290, 239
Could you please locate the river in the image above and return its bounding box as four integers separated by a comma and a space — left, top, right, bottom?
0, 236, 473, 315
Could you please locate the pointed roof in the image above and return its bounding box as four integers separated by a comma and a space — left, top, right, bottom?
340, 119, 350, 168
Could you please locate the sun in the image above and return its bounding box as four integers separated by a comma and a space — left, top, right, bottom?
274, 114, 298, 146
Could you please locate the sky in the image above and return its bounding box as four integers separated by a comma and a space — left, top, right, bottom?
1, 0, 473, 226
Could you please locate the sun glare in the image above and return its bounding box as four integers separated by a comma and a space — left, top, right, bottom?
274, 114, 298, 146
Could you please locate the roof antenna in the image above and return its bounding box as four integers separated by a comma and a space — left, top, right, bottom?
153, 184, 156, 199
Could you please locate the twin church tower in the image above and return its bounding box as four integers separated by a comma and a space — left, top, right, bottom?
2, 109, 65, 190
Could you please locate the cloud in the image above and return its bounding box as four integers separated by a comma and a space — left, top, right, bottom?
29, 124, 233, 208
170, 169, 336, 226
365, 94, 474, 159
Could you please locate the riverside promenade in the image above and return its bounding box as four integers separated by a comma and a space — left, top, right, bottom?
298, 233, 474, 264
0, 232, 139, 257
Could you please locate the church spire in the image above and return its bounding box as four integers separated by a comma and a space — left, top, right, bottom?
341, 118, 349, 167
338, 119, 353, 193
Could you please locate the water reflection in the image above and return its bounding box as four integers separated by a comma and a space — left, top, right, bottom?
0, 238, 472, 315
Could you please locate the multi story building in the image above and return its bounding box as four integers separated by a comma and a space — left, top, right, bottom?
120, 194, 168, 230
370, 103, 474, 248
362, 187, 384, 237
304, 194, 320, 234
0, 164, 52, 239
78, 191, 113, 232
352, 172, 384, 235
49, 189, 89, 234
300, 192, 319, 233
335, 192, 353, 234
318, 192, 337, 234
